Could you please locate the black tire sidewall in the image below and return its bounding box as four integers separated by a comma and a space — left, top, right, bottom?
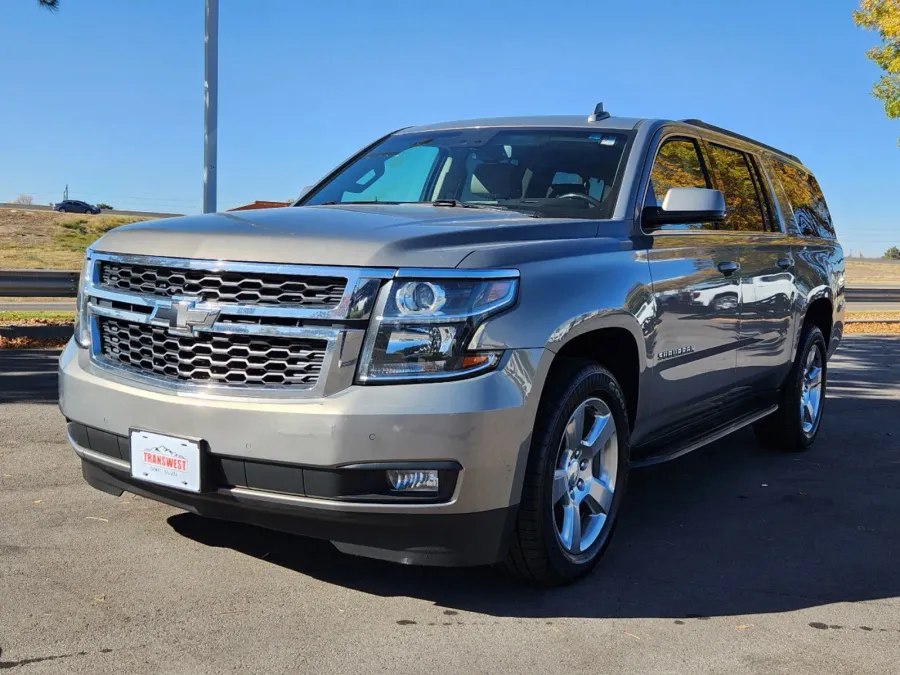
538, 364, 630, 577
785, 326, 827, 449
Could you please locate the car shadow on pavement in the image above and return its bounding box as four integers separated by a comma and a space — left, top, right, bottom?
169, 336, 900, 620
0, 349, 60, 404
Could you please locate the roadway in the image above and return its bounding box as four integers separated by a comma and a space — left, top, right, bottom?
0, 301, 75, 312
1, 337, 899, 673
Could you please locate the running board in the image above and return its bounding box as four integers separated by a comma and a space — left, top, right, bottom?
630, 404, 779, 468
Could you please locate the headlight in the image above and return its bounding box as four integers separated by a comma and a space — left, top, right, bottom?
356, 273, 518, 383
73, 252, 94, 348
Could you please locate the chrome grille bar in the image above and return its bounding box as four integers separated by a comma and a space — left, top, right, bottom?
89, 252, 391, 321
86, 252, 387, 398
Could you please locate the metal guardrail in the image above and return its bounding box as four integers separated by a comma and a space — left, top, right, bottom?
0, 203, 181, 219
844, 287, 900, 302
2, 270, 900, 302
0, 270, 80, 297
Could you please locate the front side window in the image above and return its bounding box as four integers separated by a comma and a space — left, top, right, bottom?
708, 144, 766, 232
302, 129, 630, 219
648, 138, 709, 205
769, 160, 835, 239
645, 137, 713, 230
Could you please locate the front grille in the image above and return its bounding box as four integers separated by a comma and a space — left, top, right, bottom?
99, 261, 347, 307
99, 317, 327, 388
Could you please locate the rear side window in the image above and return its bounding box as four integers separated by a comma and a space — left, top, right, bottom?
707, 144, 766, 233
769, 160, 835, 239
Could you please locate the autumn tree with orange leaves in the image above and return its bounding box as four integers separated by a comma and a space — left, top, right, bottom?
854, 1, 900, 145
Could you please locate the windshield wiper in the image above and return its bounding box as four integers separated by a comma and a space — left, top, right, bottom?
318, 200, 402, 205
429, 199, 486, 209
429, 200, 536, 215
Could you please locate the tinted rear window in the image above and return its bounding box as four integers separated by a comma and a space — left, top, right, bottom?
708, 144, 767, 233
769, 160, 835, 239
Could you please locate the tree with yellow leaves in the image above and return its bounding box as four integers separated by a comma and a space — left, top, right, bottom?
854, 1, 900, 145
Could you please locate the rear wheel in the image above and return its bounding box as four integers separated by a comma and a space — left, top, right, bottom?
754, 324, 827, 452
502, 360, 629, 585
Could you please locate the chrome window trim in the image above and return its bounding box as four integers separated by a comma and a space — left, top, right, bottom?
647, 230, 789, 239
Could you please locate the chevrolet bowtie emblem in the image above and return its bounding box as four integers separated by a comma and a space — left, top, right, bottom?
149, 299, 219, 336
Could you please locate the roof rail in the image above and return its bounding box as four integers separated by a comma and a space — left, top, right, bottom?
680, 119, 801, 164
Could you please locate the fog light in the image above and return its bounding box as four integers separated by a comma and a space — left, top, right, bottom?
387, 469, 439, 492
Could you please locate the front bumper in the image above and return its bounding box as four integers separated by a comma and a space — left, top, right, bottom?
59, 340, 547, 565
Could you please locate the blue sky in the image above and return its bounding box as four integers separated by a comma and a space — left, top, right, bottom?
1, 0, 897, 256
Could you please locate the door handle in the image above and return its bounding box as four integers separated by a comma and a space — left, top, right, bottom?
776, 257, 794, 270
717, 261, 740, 276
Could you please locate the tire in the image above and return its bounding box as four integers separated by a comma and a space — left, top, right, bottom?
713, 294, 738, 312
753, 324, 827, 452
57, 207, 66, 213
501, 359, 630, 585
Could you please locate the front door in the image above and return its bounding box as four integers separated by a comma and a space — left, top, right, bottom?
646, 235, 742, 434
639, 135, 743, 440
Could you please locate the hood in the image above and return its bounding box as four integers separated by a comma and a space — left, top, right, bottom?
93, 204, 600, 268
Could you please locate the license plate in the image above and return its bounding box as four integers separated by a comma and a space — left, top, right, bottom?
130, 430, 201, 493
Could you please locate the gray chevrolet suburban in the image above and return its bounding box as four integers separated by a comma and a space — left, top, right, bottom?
59, 106, 844, 584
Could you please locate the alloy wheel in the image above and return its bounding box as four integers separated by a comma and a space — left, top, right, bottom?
800, 345, 824, 435
552, 397, 618, 556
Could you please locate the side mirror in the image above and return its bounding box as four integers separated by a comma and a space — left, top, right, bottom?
299, 185, 314, 197
643, 188, 726, 227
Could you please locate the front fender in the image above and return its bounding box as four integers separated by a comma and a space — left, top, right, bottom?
468, 247, 653, 359
469, 246, 654, 431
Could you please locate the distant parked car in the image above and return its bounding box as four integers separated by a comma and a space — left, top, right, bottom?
55, 200, 100, 214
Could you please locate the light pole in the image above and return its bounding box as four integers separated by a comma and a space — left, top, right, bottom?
203, 0, 218, 213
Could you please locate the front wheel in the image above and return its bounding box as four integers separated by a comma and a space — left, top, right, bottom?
501, 360, 630, 585
754, 324, 827, 452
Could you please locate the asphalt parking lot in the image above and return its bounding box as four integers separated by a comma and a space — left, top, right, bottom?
1, 337, 899, 674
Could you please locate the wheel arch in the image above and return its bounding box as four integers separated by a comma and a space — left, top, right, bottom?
543, 313, 647, 431
803, 293, 834, 346
787, 285, 835, 369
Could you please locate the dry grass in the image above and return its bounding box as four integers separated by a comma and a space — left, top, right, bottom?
844, 259, 900, 287
0, 310, 73, 325
846, 311, 900, 321
0, 207, 149, 269
844, 323, 900, 334
0, 336, 68, 349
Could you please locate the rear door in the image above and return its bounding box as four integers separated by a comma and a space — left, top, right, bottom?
706, 143, 794, 389
639, 133, 743, 439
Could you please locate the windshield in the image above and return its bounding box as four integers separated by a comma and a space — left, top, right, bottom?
301, 128, 631, 219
